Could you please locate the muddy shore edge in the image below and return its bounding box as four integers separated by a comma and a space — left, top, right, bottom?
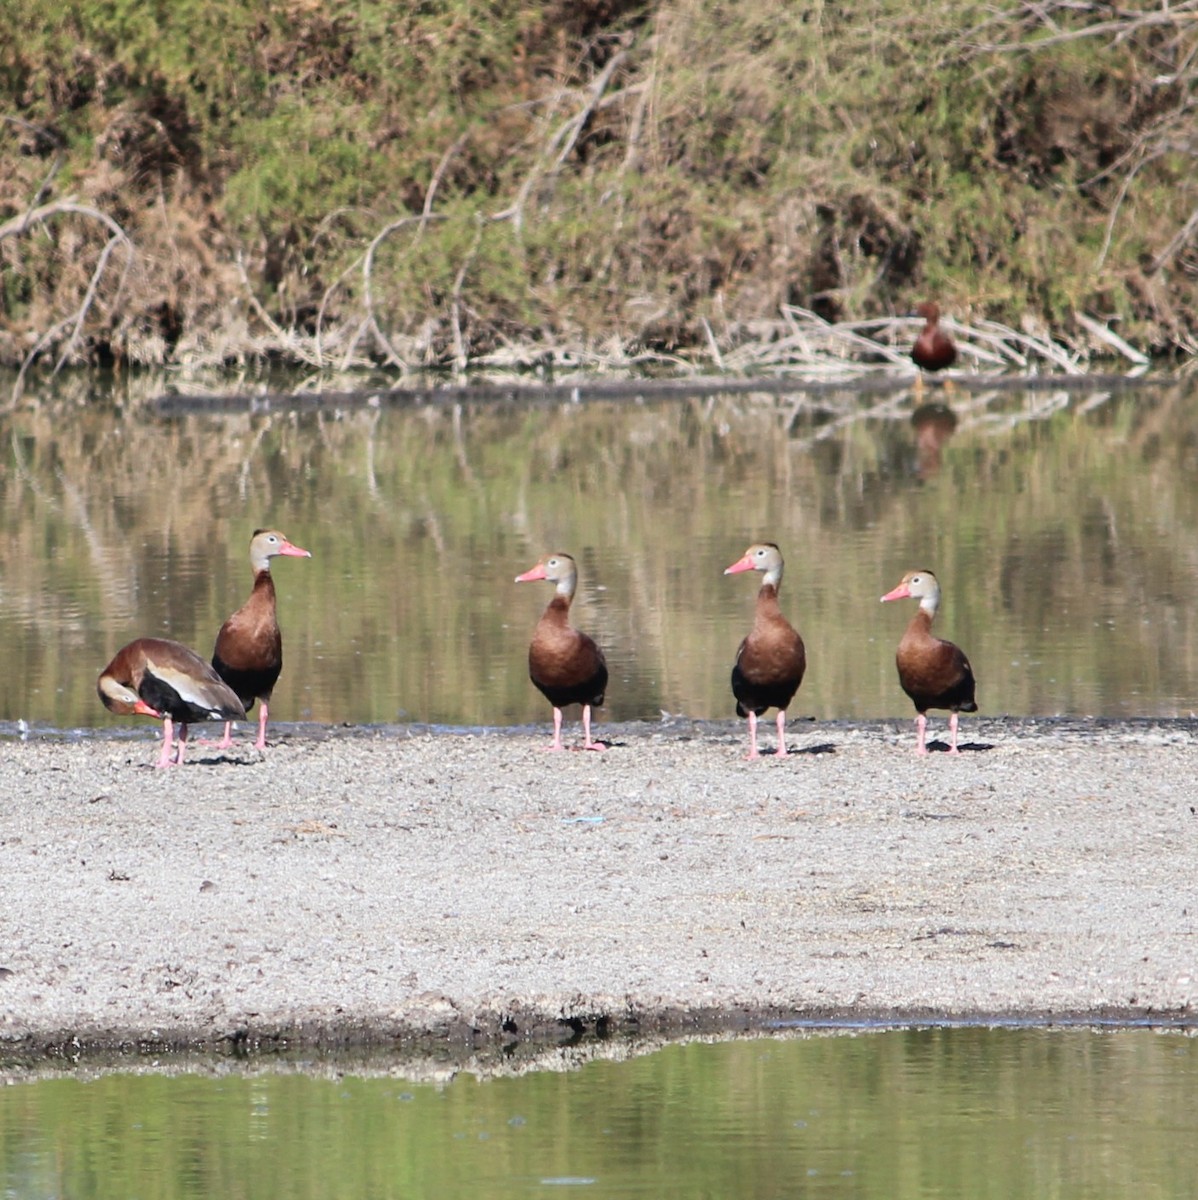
2, 717, 1194, 1067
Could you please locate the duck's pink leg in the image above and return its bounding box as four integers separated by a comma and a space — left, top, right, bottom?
774, 710, 789, 757
155, 717, 178, 768
914, 712, 929, 756
544, 707, 566, 752
206, 720, 236, 750
581, 704, 605, 751
745, 711, 760, 760
174, 723, 190, 765
948, 711, 961, 755
254, 701, 269, 751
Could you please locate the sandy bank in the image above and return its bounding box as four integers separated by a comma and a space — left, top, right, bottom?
1, 717, 1194, 1061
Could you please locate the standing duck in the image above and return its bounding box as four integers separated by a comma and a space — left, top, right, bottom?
724, 543, 807, 759
515, 553, 608, 751
880, 570, 977, 754
211, 528, 311, 750
911, 301, 957, 388
98, 637, 245, 767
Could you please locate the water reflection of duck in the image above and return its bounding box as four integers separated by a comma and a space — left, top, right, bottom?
515, 553, 608, 751
211, 529, 312, 751
97, 637, 245, 767
911, 301, 957, 389
880, 570, 977, 755
911, 401, 959, 479
724, 543, 807, 759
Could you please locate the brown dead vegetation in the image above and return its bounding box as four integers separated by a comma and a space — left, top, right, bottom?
1, 1, 1196, 390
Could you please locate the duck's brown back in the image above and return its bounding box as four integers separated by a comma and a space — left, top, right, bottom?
101, 637, 245, 723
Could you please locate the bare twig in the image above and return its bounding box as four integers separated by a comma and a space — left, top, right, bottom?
701, 316, 724, 370
450, 219, 485, 373
12, 318, 74, 406
314, 255, 365, 368
356, 213, 449, 372
0, 197, 128, 244
1072, 311, 1150, 365
715, 303, 1108, 379
423, 132, 470, 227
1151, 203, 1198, 273
491, 51, 632, 231
975, 5, 1198, 53
3, 199, 137, 397
53, 231, 135, 374
233, 253, 323, 367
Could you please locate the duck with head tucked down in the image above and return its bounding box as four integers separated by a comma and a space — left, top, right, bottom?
98, 637, 245, 767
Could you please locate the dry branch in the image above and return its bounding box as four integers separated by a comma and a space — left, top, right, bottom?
1151, 203, 1198, 273
233, 254, 322, 368
490, 50, 632, 231
2, 198, 136, 399
54, 232, 133, 374
975, 3, 1198, 53
0, 197, 129, 245
356, 213, 449, 372
1073, 311, 1150, 365
713, 303, 1111, 380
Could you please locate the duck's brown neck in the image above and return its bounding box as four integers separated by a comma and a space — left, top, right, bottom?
754, 582, 784, 621
252, 569, 277, 601
544, 594, 572, 621
906, 608, 935, 637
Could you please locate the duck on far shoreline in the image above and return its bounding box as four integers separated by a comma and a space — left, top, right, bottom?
911, 300, 957, 391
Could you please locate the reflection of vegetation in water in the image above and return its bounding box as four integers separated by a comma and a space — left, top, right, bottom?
1, 1030, 1195, 1197
1, 383, 1197, 728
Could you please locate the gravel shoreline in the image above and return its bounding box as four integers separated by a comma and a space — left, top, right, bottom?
1, 717, 1195, 1062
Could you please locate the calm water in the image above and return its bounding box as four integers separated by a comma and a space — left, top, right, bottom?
2, 374, 1197, 732
2, 1029, 1195, 1199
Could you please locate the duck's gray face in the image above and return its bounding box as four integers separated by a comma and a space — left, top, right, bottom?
881, 570, 940, 610
516, 553, 579, 595
725, 543, 783, 584
97, 674, 160, 717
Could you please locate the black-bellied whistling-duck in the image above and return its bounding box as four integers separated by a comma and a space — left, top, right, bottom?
211, 528, 311, 750
911, 301, 957, 389
97, 637, 245, 767
515, 552, 608, 752
880, 569, 977, 754
724, 543, 807, 759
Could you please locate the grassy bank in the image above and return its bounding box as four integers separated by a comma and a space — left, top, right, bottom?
1, 0, 1196, 378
